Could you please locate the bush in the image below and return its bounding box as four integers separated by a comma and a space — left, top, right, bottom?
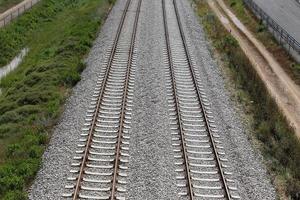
0, 175, 24, 193
2, 191, 27, 200
257, 23, 267, 33
256, 121, 271, 143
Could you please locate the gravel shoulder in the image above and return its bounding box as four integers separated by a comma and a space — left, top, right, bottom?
28, 0, 126, 198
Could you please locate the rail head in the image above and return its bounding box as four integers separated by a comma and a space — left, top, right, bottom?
162, 0, 194, 198
71, 0, 132, 199
172, 0, 232, 199
110, 0, 142, 199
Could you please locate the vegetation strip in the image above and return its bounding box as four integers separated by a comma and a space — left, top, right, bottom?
192, 0, 300, 199
0, 0, 114, 199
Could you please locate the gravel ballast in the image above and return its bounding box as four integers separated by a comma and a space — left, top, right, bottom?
29, 0, 276, 199
127, 0, 179, 199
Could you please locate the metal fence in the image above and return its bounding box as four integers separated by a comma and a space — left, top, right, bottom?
243, 0, 300, 54
0, 0, 40, 28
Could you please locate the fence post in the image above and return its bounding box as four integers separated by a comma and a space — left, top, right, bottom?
279, 29, 283, 44
288, 37, 291, 53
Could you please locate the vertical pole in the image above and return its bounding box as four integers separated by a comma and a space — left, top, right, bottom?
279, 29, 282, 44
288, 38, 291, 54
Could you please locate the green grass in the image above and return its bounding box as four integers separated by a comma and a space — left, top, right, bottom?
193, 0, 300, 199
224, 0, 300, 85
0, 0, 23, 13
0, 0, 113, 199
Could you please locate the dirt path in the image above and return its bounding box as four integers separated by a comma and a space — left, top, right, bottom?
0, 0, 40, 27
208, 0, 300, 137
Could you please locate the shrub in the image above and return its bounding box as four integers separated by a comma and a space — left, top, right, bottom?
0, 175, 24, 193
2, 191, 27, 200
257, 23, 266, 33
3, 190, 28, 200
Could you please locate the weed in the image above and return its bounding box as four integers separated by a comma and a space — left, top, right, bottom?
256, 22, 266, 33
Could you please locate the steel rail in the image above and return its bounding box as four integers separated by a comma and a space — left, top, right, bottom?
110, 0, 142, 199
172, 0, 231, 199
72, 0, 131, 199
162, 0, 194, 199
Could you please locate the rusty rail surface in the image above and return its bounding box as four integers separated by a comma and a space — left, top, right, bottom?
162, 0, 239, 199
172, 0, 231, 198
162, 0, 194, 199
62, 0, 141, 199
71, 0, 131, 197
110, 0, 141, 198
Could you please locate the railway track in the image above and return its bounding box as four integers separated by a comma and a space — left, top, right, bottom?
60, 0, 240, 199
62, 0, 141, 199
162, 0, 240, 199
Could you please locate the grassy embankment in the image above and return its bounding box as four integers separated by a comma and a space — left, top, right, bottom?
0, 0, 114, 199
193, 0, 300, 199
0, 0, 23, 13
224, 0, 300, 85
